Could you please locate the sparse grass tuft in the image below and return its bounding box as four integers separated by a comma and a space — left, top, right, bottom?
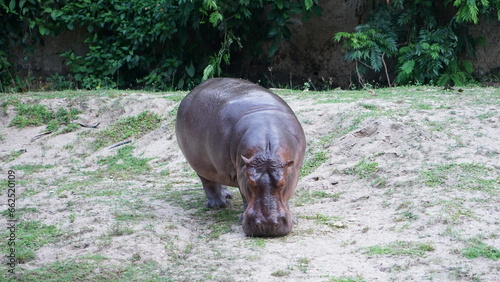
271, 269, 291, 277
1, 220, 63, 263
302, 213, 345, 229
347, 157, 379, 179
358, 103, 378, 110
462, 241, 500, 260
329, 277, 366, 282
365, 241, 435, 257
9, 104, 53, 128
297, 257, 310, 273
9, 103, 81, 131
16, 257, 166, 281
91, 111, 162, 150
97, 145, 153, 173
422, 163, 499, 195
301, 151, 329, 176
11, 164, 55, 175
109, 223, 135, 236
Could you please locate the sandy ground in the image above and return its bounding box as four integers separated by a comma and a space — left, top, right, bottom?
1, 87, 499, 281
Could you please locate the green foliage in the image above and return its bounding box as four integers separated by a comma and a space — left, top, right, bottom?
395, 27, 458, 85
334, 6, 397, 85
335, 0, 500, 87
0, 0, 62, 91
1, 0, 320, 91
448, 0, 500, 23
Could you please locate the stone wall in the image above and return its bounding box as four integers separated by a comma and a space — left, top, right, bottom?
12, 29, 87, 77
270, 0, 500, 88
269, 0, 365, 89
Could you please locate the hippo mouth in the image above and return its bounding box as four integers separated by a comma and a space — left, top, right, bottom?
241, 204, 294, 237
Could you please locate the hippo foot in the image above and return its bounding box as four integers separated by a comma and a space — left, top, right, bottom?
206, 187, 233, 209
206, 198, 230, 208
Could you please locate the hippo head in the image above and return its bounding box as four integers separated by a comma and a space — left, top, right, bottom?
239, 153, 297, 237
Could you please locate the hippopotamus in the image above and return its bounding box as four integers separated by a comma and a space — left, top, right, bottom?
175, 78, 306, 237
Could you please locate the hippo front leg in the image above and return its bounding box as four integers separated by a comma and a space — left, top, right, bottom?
198, 175, 233, 208
238, 194, 248, 223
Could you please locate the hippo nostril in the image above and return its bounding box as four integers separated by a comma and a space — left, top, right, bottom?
253, 219, 262, 230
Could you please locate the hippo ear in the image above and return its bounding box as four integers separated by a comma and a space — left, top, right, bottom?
285, 160, 294, 168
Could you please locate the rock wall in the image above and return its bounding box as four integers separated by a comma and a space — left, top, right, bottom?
270, 0, 500, 88
269, 0, 365, 89
12, 29, 87, 77
469, 19, 500, 76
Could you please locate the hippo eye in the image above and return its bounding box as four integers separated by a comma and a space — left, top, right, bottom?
246, 171, 257, 186
275, 178, 285, 189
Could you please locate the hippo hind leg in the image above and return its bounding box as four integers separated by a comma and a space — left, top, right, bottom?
198, 175, 233, 208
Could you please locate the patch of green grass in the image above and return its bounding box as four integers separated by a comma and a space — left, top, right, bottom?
462, 241, 500, 260
311, 190, 342, 200
16, 257, 167, 281
439, 198, 476, 222
1, 220, 63, 263
245, 237, 267, 248
301, 151, 328, 176
292, 189, 334, 206
346, 158, 379, 179
329, 277, 366, 282
297, 257, 310, 273
271, 269, 291, 277
9, 104, 81, 131
91, 111, 162, 150
54, 177, 114, 197
414, 103, 433, 110
292, 189, 342, 207
6, 149, 26, 162
109, 223, 135, 236
202, 207, 242, 239
11, 164, 55, 175
358, 103, 378, 110
365, 241, 435, 257
55, 122, 80, 135
97, 145, 153, 173
111, 198, 157, 222
165, 189, 206, 210
425, 120, 446, 132
422, 163, 499, 195
302, 213, 345, 229
114, 211, 156, 221
0, 207, 38, 220
477, 112, 496, 120
9, 104, 53, 128
166, 187, 242, 239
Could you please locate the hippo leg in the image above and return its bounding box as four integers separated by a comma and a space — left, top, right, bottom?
198, 175, 233, 208
238, 195, 248, 223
